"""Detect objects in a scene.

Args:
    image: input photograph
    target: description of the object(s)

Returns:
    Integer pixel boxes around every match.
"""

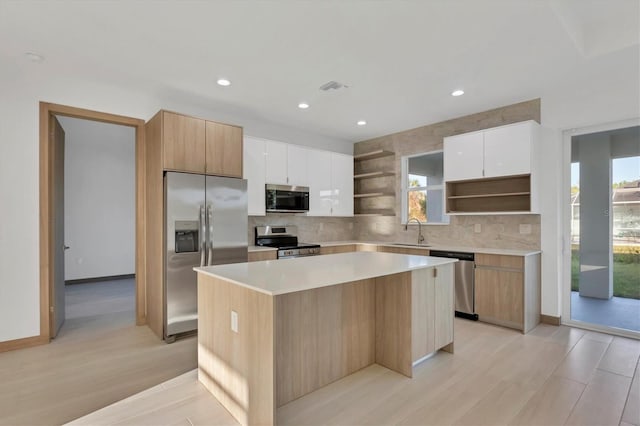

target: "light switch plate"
[474,224,482,233]
[519,224,532,234]
[231,310,238,333]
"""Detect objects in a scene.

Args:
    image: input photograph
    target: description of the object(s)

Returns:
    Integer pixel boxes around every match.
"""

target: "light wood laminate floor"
[70,318,640,426]
[0,279,197,426]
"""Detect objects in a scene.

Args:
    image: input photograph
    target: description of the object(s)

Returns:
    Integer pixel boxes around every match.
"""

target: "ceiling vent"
[319,81,349,91]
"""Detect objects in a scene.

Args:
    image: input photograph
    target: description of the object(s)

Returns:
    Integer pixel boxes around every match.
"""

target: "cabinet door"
[434,264,454,349]
[205,121,243,177]
[443,132,484,181]
[331,153,354,216]
[163,111,206,173]
[243,136,266,216]
[287,144,309,186]
[475,267,524,328]
[265,140,288,185]
[483,121,532,178]
[307,149,332,216]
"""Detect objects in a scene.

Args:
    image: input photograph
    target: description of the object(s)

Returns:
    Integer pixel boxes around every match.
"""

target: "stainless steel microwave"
[265,184,309,213]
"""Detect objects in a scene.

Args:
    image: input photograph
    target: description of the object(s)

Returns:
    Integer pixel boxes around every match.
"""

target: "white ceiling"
[1,0,638,143]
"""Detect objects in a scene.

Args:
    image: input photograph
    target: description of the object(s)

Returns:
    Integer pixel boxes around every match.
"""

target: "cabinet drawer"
[377,246,429,256]
[475,253,523,270]
[319,245,356,255]
[248,250,277,262]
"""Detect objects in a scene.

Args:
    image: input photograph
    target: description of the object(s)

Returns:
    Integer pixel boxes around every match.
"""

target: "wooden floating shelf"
[447,191,530,200]
[354,171,395,179]
[354,150,395,161]
[354,192,395,198]
[354,209,396,217]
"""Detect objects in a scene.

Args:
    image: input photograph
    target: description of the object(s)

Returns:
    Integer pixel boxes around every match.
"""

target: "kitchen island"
[194,252,457,426]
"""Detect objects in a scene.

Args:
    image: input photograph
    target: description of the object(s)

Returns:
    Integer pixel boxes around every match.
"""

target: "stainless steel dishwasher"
[429,250,478,321]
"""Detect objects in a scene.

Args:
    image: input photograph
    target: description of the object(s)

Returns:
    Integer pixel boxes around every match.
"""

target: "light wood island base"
[196,253,455,426]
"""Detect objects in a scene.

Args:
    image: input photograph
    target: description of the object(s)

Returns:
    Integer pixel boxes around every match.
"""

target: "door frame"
[39,102,147,342]
[561,117,640,339]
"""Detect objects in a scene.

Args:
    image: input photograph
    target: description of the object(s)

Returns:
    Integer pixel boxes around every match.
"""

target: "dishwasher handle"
[429,250,475,262]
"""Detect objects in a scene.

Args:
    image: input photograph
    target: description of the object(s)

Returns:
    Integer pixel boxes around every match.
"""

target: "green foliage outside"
[571,246,640,299]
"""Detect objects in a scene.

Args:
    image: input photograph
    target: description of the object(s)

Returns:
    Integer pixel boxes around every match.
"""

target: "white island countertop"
[195,251,457,296]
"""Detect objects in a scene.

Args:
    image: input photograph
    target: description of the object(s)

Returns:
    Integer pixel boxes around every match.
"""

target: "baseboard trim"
[540,314,561,326]
[0,334,48,353]
[66,274,135,285]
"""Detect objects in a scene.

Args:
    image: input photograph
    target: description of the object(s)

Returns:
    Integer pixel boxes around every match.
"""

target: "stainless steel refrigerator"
[164,172,248,341]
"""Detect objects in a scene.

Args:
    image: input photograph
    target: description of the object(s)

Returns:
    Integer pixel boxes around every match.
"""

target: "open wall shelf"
[354,150,395,161]
[446,174,532,213]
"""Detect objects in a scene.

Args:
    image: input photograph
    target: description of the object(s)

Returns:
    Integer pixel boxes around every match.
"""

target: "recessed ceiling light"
[298,102,310,109]
[451,89,465,97]
[217,78,231,86]
[357,120,367,126]
[25,52,44,63]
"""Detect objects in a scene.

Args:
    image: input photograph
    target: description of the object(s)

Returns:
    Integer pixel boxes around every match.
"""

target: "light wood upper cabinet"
[205,121,243,178]
[162,111,206,173]
[159,110,243,177]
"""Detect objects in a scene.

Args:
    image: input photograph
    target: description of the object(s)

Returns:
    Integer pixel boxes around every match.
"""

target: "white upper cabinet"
[483,121,533,178]
[443,120,538,182]
[330,153,354,217]
[286,144,309,186]
[264,140,309,186]
[443,131,484,181]
[244,137,353,217]
[307,150,332,216]
[243,136,266,216]
[265,140,288,185]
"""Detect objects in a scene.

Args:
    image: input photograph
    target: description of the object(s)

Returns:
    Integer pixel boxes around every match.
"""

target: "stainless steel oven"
[265,184,309,213]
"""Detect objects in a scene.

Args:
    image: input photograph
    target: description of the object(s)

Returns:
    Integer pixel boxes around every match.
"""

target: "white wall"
[0,69,351,343]
[59,117,135,281]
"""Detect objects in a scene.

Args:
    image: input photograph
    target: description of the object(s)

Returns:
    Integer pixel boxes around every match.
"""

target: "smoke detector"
[319,81,349,91]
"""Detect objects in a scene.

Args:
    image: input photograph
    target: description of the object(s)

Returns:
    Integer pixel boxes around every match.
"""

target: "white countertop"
[195,251,457,296]
[316,240,540,257]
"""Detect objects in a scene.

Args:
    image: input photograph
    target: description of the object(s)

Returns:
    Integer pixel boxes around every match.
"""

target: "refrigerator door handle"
[207,204,214,266]
[200,205,206,267]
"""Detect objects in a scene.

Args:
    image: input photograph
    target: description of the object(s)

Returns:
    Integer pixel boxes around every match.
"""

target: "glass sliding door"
[568,125,640,335]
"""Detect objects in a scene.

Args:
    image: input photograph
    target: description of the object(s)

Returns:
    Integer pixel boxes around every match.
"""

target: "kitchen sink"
[390,243,431,248]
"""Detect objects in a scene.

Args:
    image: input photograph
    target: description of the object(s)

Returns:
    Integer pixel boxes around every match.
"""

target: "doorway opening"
[39,102,146,342]
[565,122,640,337]
[55,116,136,337]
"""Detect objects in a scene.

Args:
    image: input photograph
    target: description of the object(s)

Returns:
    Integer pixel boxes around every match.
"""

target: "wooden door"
[162,111,206,173]
[50,115,66,338]
[205,121,243,177]
[475,267,524,327]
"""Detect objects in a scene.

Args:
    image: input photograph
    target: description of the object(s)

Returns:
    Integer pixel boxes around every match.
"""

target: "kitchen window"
[401,150,449,224]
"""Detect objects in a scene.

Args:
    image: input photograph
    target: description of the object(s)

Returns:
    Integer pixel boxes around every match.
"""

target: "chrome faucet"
[405,217,425,245]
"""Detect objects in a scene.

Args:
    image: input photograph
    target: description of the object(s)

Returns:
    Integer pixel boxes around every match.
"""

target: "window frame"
[401,149,449,225]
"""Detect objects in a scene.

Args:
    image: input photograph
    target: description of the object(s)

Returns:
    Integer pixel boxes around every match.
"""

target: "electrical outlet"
[474,224,482,233]
[519,224,532,234]
[231,310,238,333]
